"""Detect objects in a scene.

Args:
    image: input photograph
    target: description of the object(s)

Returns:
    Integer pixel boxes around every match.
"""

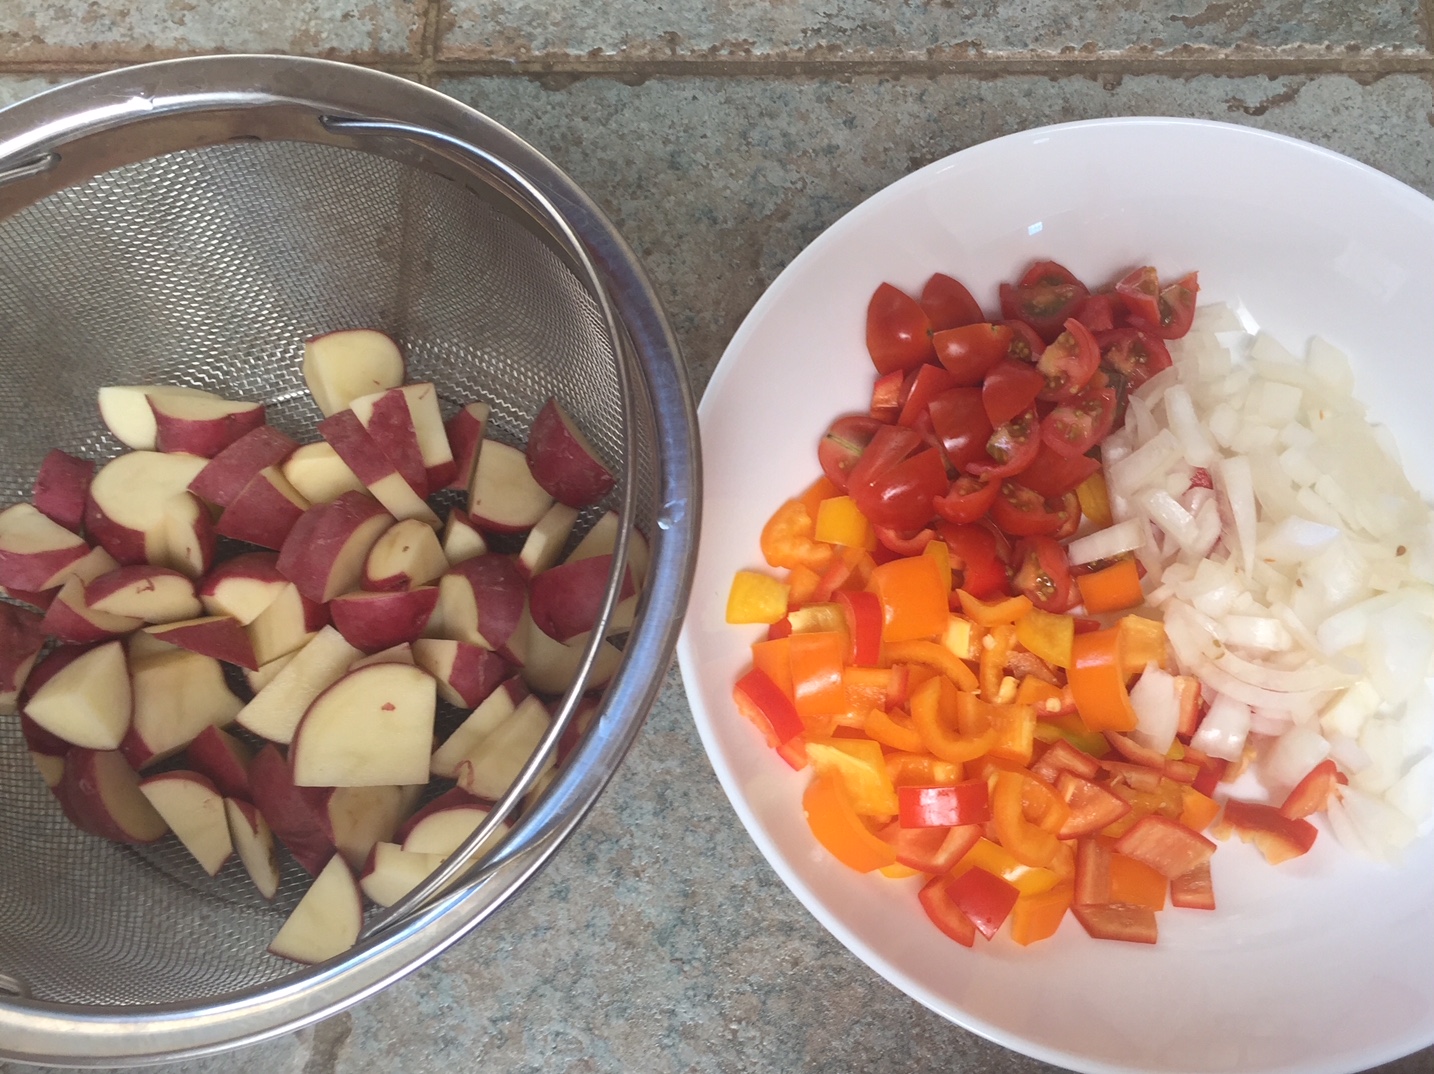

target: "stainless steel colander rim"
[0,54,700,1066]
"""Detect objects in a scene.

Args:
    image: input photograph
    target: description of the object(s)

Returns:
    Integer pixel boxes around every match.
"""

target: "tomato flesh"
[1042,386,1117,459]
[1096,327,1172,389]
[818,414,884,492]
[1036,319,1100,401]
[933,471,1000,525]
[867,282,935,373]
[1011,535,1074,612]
[968,409,1041,480]
[920,273,985,331]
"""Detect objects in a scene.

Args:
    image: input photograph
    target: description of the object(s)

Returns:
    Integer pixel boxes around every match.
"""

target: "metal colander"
[0,56,699,1065]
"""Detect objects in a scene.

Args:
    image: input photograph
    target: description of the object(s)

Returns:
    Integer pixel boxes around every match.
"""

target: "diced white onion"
[1066,517,1146,567]
[1129,663,1180,755]
[1191,692,1251,761]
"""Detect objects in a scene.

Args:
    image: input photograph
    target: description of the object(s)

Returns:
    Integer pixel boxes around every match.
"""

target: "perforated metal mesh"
[0,137,653,1006]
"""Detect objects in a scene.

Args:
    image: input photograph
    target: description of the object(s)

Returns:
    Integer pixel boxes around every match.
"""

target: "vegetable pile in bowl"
[678,117,1434,1074]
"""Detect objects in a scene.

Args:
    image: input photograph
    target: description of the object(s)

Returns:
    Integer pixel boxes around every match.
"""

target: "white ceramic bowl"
[677,117,1434,1074]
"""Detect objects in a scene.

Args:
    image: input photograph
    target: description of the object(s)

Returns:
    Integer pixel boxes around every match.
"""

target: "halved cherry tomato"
[1096,327,1172,389]
[1018,441,1102,499]
[1041,386,1118,459]
[1002,319,1046,363]
[1000,261,1091,343]
[968,409,1041,480]
[1073,292,1119,333]
[897,363,956,428]
[991,482,1071,538]
[1011,535,1074,613]
[1127,271,1199,340]
[937,521,1009,599]
[932,472,1000,525]
[928,387,994,472]
[920,272,985,331]
[818,414,885,493]
[982,357,1046,426]
[850,446,945,532]
[1113,266,1162,326]
[1036,319,1100,401]
[866,282,935,374]
[933,323,1012,385]
[870,370,904,421]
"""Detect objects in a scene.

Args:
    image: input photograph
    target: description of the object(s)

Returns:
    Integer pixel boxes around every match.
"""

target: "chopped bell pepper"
[991,769,1063,868]
[1075,557,1144,614]
[957,590,1033,627]
[1075,472,1112,529]
[1068,626,1138,732]
[802,769,897,872]
[761,498,833,571]
[1108,852,1167,911]
[726,569,791,624]
[805,737,899,816]
[897,779,991,828]
[911,676,998,763]
[863,705,924,752]
[814,494,876,549]
[1010,882,1072,946]
[788,630,847,721]
[885,750,963,788]
[869,554,949,642]
[953,836,1062,896]
[883,639,979,692]
[1015,608,1075,669]
[749,637,793,698]
[837,589,884,666]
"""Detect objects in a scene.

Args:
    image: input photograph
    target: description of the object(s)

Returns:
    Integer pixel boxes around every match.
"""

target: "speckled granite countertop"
[5,2,1434,1072]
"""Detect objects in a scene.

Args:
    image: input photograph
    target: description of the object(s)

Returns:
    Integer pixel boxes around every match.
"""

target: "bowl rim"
[679,113,1434,1074]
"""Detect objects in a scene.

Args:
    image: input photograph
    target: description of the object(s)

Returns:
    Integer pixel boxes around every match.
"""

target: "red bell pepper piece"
[946,866,1021,940]
[878,821,983,874]
[1170,860,1216,910]
[1055,773,1132,838]
[1071,902,1158,944]
[1279,758,1343,820]
[1073,836,1112,906]
[897,780,992,828]
[1218,799,1318,864]
[1030,738,1102,784]
[918,874,977,946]
[836,589,883,667]
[1113,815,1216,879]
[733,667,804,747]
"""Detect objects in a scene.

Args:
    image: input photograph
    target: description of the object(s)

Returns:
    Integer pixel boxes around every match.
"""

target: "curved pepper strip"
[1067,626,1138,732]
[883,639,979,693]
[803,769,897,872]
[910,677,998,763]
[992,769,1063,868]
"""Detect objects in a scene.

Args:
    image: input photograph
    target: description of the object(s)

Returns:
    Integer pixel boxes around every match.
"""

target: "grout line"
[1422,0,1434,52]
[415,0,445,86]
[0,49,1430,82]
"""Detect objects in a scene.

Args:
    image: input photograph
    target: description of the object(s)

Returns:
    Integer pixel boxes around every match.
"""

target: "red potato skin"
[525,398,615,508]
[319,409,409,489]
[151,397,267,458]
[527,553,635,643]
[55,749,166,844]
[393,787,494,843]
[189,426,300,508]
[82,496,147,566]
[21,643,98,703]
[148,616,259,670]
[248,743,335,876]
[39,582,136,644]
[185,724,252,799]
[1,584,57,610]
[0,527,90,591]
[446,554,528,655]
[421,640,509,708]
[85,564,192,608]
[0,602,46,693]
[215,469,309,551]
[329,587,441,654]
[363,390,429,497]
[33,450,95,534]
[21,712,71,757]
[200,550,284,594]
[444,404,489,491]
[276,491,393,604]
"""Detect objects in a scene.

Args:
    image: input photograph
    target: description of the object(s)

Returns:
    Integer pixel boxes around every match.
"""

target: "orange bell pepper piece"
[802,770,897,873]
[1075,557,1144,614]
[761,498,833,572]
[750,637,793,698]
[1010,882,1073,946]
[924,537,953,594]
[882,639,979,692]
[991,769,1063,868]
[953,837,1062,896]
[863,705,924,753]
[885,750,963,788]
[1109,852,1167,911]
[1067,626,1138,732]
[786,563,823,604]
[1118,614,1168,677]
[798,475,840,520]
[910,676,997,764]
[805,738,900,816]
[788,631,847,722]
[957,590,1033,627]
[869,554,948,642]
[1179,785,1222,832]
[1075,472,1112,529]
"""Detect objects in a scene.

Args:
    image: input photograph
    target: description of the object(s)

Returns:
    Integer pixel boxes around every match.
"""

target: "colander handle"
[318,115,642,939]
